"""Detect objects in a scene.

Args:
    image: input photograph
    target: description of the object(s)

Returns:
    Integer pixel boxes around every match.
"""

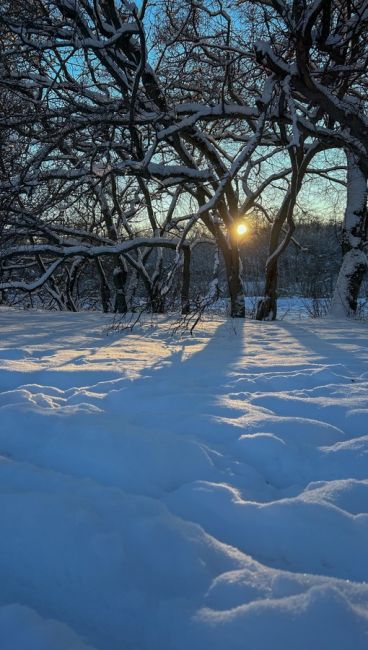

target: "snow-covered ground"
[0,307,367,650]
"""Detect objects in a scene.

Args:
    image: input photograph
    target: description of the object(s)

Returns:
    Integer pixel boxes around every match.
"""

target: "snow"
[0,307,367,650]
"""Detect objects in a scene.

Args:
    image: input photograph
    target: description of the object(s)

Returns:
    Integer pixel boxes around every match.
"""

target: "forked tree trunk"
[256,143,319,320]
[330,153,368,317]
[256,196,298,322]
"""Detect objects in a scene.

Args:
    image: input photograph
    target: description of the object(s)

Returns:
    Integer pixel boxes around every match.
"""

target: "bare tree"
[242,0,368,315]
[1,0,367,318]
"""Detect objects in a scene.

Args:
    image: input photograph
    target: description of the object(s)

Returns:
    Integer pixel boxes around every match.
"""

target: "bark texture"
[330,153,368,317]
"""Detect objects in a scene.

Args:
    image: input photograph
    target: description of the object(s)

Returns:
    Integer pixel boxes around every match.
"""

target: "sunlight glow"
[236,223,248,236]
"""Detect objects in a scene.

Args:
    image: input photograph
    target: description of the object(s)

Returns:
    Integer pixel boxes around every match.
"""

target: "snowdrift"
[0,308,367,649]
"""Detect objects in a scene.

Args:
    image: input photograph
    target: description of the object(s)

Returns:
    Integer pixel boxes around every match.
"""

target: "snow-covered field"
[0,307,367,650]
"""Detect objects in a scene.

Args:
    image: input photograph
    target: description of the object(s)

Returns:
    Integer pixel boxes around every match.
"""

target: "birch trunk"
[330,153,368,317]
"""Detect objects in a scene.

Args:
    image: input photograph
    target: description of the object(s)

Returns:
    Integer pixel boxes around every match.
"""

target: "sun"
[236,223,248,236]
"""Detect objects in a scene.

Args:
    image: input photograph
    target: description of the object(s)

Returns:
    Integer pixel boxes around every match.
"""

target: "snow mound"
[0,604,97,650]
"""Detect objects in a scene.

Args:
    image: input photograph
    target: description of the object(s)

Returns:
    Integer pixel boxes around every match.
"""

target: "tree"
[243,0,368,315]
[330,152,367,315]
[1,0,367,319]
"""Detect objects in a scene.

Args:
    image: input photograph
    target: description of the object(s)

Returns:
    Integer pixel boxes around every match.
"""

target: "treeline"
[2,217,357,316]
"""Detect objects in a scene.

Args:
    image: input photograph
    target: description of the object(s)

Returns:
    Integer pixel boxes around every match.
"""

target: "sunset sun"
[236,223,248,236]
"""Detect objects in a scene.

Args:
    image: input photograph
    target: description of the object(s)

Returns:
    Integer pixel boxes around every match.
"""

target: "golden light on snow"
[236,223,248,236]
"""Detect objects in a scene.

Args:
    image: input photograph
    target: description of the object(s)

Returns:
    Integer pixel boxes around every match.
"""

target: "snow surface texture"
[0,307,367,650]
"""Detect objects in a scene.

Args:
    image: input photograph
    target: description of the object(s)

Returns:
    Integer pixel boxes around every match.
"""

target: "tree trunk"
[95,258,111,313]
[113,259,128,313]
[223,244,245,318]
[181,246,191,315]
[151,288,166,314]
[200,212,244,317]
[330,153,368,317]
[256,143,317,320]
[256,260,278,320]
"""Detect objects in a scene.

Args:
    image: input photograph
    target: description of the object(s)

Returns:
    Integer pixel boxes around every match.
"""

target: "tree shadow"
[275,319,368,373]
